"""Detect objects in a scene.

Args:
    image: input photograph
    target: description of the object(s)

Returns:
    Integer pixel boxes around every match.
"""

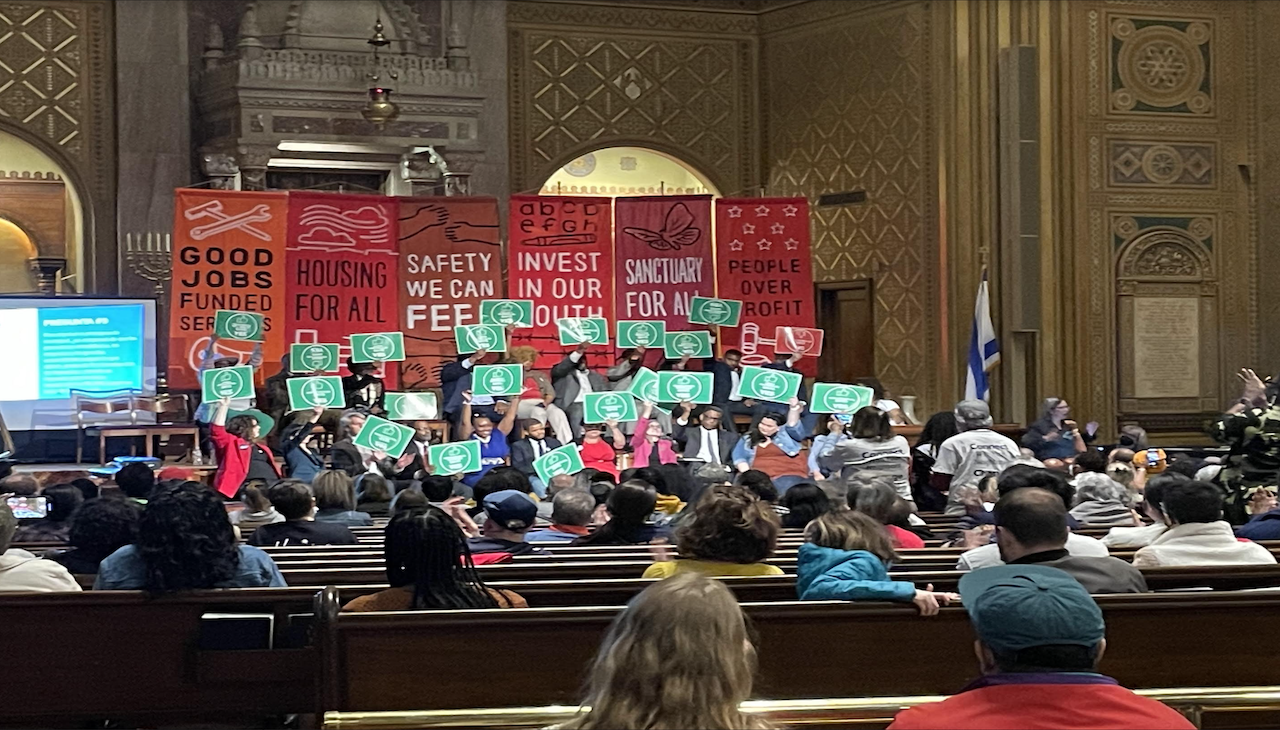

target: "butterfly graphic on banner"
[293,204,393,253]
[623,202,702,251]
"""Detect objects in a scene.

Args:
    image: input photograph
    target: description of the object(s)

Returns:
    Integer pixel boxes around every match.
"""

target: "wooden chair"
[70,388,139,463]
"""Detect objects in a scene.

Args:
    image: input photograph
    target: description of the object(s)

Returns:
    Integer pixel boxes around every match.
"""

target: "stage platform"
[9,463,215,487]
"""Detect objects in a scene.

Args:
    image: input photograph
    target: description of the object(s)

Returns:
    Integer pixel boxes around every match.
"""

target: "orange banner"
[169,189,288,389]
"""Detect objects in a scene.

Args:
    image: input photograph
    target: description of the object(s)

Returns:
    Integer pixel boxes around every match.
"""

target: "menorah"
[123,232,173,297]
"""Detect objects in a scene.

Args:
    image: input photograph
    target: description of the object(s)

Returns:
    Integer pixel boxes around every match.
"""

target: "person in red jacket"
[210,397,280,498]
[887,564,1193,730]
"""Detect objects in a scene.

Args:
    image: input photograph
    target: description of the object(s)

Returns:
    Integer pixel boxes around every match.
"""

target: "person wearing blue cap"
[888,565,1193,730]
[467,489,546,557]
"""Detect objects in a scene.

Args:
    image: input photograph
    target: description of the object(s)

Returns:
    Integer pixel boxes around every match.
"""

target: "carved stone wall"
[761,0,939,412]
[0,0,115,292]
[506,0,759,195]
[1068,0,1256,436]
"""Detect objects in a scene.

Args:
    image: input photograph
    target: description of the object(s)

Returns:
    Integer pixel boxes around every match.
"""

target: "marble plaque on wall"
[1132,296,1200,399]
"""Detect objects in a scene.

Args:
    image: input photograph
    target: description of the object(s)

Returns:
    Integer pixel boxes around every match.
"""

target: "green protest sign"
[454,324,508,353]
[201,365,255,402]
[737,365,803,404]
[428,440,483,475]
[385,392,439,420]
[811,383,874,414]
[688,297,743,327]
[657,371,714,404]
[479,299,534,328]
[213,310,265,342]
[627,367,660,403]
[349,332,406,363]
[533,443,586,484]
[286,376,345,411]
[472,363,524,397]
[583,392,638,423]
[663,331,713,359]
[616,320,666,349]
[557,317,610,346]
[351,414,415,455]
[290,343,340,373]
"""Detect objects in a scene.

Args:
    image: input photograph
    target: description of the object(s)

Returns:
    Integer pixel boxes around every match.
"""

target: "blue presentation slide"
[36,304,145,399]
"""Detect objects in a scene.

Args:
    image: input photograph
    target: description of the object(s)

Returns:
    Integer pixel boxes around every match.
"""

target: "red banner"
[398,197,502,388]
[508,195,613,368]
[286,192,400,386]
[714,198,816,376]
[614,195,714,332]
[169,189,288,389]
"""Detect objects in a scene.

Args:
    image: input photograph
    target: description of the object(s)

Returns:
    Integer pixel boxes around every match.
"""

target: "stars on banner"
[754,205,770,217]
[727,206,743,218]
[770,222,785,235]
[783,237,799,250]
[729,239,744,251]
[782,204,798,217]
[742,222,756,234]
[757,239,772,251]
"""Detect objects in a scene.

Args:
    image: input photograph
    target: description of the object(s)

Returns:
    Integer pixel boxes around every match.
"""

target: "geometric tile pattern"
[764,3,935,406]
[1109,15,1213,116]
[0,4,84,157]
[1109,140,1215,187]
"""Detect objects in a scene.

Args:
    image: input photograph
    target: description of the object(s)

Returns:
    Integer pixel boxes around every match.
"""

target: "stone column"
[235,145,275,191]
[199,150,240,190]
[440,150,484,196]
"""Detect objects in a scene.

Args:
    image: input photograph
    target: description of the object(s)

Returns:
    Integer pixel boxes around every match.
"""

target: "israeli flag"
[964,271,1000,401]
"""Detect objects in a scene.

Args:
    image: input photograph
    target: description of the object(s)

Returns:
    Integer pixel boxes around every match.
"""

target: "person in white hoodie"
[0,503,82,592]
[1133,480,1276,568]
[1103,473,1183,548]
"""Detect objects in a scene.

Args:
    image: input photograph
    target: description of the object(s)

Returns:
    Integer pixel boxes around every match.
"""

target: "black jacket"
[511,437,564,476]
[672,419,737,465]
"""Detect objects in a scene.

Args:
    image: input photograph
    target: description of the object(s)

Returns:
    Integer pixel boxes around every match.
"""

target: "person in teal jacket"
[797,511,959,614]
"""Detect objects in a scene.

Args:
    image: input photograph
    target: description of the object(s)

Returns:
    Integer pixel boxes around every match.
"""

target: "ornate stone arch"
[532,139,726,198]
[1117,226,1214,283]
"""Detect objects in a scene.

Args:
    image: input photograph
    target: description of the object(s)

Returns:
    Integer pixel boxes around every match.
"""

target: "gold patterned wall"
[506,0,759,196]
[1066,0,1255,436]
[0,0,115,291]
[761,0,940,412]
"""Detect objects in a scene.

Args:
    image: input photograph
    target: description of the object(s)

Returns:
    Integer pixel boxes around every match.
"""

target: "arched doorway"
[0,129,84,293]
[540,146,720,198]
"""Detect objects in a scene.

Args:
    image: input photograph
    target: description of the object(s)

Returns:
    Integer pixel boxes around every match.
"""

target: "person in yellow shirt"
[643,485,784,579]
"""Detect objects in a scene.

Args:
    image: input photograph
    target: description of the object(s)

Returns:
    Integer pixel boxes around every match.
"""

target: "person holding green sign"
[193,334,264,456]
[342,358,386,415]
[458,390,518,488]
[730,398,809,493]
[552,341,609,439]
[209,397,281,499]
[630,401,680,467]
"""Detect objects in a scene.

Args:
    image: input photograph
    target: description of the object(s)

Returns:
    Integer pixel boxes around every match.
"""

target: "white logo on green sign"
[672,333,702,356]
[669,373,702,401]
[298,378,338,408]
[575,319,603,341]
[701,300,732,324]
[362,335,395,360]
[226,313,260,340]
[366,423,403,452]
[438,444,472,473]
[483,367,515,394]
[754,371,786,399]
[595,393,629,420]
[541,451,573,476]
[492,302,521,325]
[631,322,660,346]
[465,327,499,351]
[825,386,860,411]
[298,345,332,371]
[209,368,248,398]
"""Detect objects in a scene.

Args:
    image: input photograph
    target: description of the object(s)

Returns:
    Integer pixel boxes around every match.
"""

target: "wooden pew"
[313,590,1280,713]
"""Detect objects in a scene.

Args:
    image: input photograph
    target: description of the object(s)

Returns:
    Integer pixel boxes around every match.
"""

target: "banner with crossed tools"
[169,189,288,389]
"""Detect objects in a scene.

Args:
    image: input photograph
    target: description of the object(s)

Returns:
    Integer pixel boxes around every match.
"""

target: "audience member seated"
[932,400,1021,515]
[1022,397,1089,462]
[70,477,100,501]
[311,470,374,527]
[991,488,1147,594]
[798,511,958,613]
[279,405,325,484]
[632,402,680,467]
[1073,449,1107,475]
[525,488,596,542]
[13,483,83,543]
[673,403,738,469]
[246,479,358,547]
[851,478,926,549]
[388,487,430,519]
[910,411,960,511]
[1235,480,1280,540]
[735,469,779,504]
[95,482,286,590]
[1103,473,1179,548]
[1069,473,1138,527]
[572,480,670,546]
[820,406,912,502]
[643,485,782,578]
[341,358,386,414]
[537,473,578,522]
[1209,367,1280,524]
[887,565,1194,730]
[580,421,626,479]
[468,489,543,556]
[0,504,81,592]
[510,344,574,442]
[331,410,379,476]
[958,467,1108,570]
[458,390,519,488]
[808,413,851,481]
[354,473,394,518]
[552,342,610,439]
[210,397,280,498]
[0,473,38,496]
[342,508,526,611]
[113,462,155,505]
[777,482,830,529]
[49,498,139,575]
[557,573,770,730]
[468,467,536,524]
[228,482,284,531]
[1133,480,1277,567]
[511,419,565,496]
[732,400,809,492]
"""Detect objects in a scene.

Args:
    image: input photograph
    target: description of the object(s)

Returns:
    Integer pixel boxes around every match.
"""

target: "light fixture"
[360,17,400,127]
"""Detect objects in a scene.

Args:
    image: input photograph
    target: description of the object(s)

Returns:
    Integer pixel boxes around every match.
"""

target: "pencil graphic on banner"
[522,233,597,246]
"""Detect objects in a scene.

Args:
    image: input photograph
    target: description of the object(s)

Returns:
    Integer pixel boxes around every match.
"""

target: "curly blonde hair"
[509,345,539,367]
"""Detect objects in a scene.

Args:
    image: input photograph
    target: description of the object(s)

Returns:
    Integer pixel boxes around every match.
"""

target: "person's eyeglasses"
[703,414,721,421]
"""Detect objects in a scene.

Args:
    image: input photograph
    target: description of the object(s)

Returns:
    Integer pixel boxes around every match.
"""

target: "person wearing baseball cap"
[888,565,1193,730]
[467,490,545,557]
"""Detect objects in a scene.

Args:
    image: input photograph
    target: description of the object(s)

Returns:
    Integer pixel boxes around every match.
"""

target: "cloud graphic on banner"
[297,225,357,247]
[299,204,392,244]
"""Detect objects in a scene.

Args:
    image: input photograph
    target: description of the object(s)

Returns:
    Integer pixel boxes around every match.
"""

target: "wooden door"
[816,281,875,383]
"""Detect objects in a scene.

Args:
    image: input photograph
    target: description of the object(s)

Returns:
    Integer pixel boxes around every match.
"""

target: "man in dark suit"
[510,419,563,496]
[551,342,609,439]
[672,404,738,472]
[441,350,499,431]
[342,359,386,414]
[329,409,402,477]
[701,348,767,421]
